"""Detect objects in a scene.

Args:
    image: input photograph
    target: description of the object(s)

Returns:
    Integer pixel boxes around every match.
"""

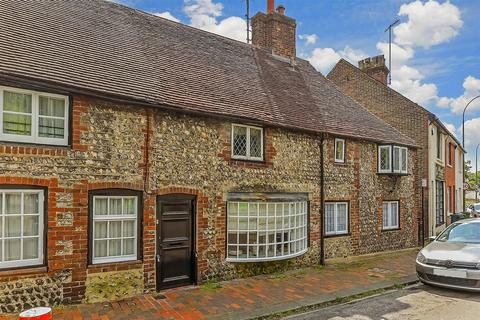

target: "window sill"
[230,156,265,163]
[88,259,142,268]
[0,141,71,156]
[382,227,401,232]
[226,248,308,263]
[377,172,409,176]
[334,161,347,166]
[324,233,350,238]
[0,265,47,278]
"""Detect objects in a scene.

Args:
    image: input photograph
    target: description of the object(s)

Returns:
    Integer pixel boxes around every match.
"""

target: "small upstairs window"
[334,138,345,163]
[0,86,69,146]
[231,124,263,161]
[378,145,408,174]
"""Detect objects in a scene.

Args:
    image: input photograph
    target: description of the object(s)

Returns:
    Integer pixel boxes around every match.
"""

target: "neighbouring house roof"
[0,0,415,147]
[329,59,463,151]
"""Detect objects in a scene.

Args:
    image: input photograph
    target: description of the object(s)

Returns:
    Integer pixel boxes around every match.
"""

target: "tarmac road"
[287,284,480,320]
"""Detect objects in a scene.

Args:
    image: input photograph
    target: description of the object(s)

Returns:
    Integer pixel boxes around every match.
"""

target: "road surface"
[287,284,480,320]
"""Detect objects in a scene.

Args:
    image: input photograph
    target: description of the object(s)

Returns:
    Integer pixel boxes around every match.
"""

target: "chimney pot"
[276,5,285,15]
[267,0,274,14]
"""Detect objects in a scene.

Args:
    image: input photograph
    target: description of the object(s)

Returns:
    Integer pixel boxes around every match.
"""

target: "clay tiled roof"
[0,0,415,146]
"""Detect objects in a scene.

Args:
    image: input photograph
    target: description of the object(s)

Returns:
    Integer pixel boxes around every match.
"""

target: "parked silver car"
[416,219,480,291]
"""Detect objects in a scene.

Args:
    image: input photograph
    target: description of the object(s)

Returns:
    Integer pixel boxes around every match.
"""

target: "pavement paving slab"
[0,249,418,320]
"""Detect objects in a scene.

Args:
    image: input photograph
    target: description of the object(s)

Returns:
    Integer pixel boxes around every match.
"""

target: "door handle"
[157,254,161,263]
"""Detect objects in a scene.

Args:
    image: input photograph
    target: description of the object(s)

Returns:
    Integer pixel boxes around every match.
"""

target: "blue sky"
[117,0,479,162]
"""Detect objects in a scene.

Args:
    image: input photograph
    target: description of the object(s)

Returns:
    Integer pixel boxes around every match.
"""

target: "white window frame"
[231,124,264,161]
[0,86,69,146]
[378,145,392,173]
[382,201,400,230]
[324,202,349,236]
[0,189,44,269]
[334,138,345,163]
[92,195,138,264]
[393,146,408,174]
[226,201,308,262]
[378,145,408,174]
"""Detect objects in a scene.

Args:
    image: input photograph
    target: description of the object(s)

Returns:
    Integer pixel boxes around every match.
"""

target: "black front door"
[156,194,196,290]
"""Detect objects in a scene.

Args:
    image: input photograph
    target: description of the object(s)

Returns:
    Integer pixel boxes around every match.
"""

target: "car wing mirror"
[429,236,436,241]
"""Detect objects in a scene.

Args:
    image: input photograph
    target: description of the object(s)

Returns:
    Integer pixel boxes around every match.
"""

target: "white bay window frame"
[226,200,308,262]
[231,124,264,161]
[0,189,44,269]
[378,145,408,174]
[0,86,69,146]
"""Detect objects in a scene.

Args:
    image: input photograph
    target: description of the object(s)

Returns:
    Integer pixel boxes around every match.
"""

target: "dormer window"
[378,145,408,174]
[231,124,263,161]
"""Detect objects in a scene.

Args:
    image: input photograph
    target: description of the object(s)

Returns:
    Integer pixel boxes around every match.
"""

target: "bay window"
[226,194,308,262]
[0,86,69,146]
[378,145,408,174]
[0,189,44,269]
[231,124,263,161]
[89,190,142,264]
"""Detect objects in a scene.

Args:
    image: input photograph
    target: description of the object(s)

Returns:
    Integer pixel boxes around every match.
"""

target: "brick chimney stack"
[358,55,390,85]
[251,1,297,59]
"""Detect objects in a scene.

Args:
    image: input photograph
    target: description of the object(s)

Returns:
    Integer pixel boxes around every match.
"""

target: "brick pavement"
[1,249,418,320]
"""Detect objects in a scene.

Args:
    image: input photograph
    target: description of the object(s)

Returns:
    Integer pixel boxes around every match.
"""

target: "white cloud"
[153,11,180,23]
[376,41,438,105]
[437,76,480,114]
[299,34,318,45]
[464,117,480,149]
[305,46,367,75]
[395,0,463,49]
[376,42,414,67]
[183,0,246,42]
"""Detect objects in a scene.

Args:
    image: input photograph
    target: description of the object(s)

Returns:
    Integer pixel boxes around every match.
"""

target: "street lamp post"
[463,95,480,148]
[476,143,480,203]
[462,95,480,211]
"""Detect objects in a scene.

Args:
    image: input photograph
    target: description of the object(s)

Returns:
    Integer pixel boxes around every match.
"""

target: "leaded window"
[383,201,399,230]
[378,145,408,174]
[0,189,44,269]
[91,193,140,264]
[227,201,308,262]
[231,124,263,161]
[0,86,69,145]
[325,202,348,235]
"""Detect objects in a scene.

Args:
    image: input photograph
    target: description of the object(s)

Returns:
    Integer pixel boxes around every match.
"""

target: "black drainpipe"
[319,133,325,265]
